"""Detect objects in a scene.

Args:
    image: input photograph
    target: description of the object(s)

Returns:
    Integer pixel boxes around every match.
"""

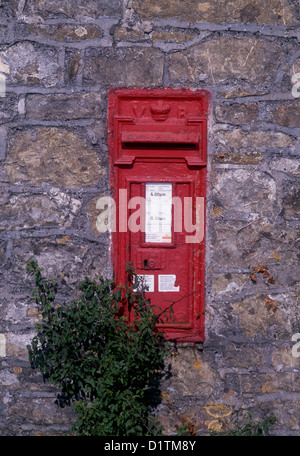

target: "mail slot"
[108,88,209,342]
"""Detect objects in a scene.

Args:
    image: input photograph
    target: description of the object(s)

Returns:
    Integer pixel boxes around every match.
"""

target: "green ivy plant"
[26,260,171,436]
[25,259,278,437]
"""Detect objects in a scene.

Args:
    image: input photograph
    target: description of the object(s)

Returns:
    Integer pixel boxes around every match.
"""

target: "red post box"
[108,88,209,342]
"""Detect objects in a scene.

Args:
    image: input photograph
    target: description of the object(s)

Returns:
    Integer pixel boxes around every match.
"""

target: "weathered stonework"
[26,24,102,42]
[151,31,196,43]
[25,92,104,121]
[24,0,123,19]
[133,0,298,25]
[4,128,104,187]
[0,42,62,87]
[267,101,300,128]
[0,192,81,230]
[0,94,18,123]
[214,129,295,152]
[168,37,282,86]
[0,0,299,437]
[215,103,259,126]
[83,47,164,87]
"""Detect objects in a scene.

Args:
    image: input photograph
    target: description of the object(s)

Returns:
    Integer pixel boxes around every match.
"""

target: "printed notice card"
[145,183,172,243]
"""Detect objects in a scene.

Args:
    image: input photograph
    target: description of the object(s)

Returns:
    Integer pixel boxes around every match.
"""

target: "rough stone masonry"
[0,0,299,436]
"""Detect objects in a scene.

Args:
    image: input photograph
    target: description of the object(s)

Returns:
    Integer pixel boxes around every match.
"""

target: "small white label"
[145,183,172,243]
[135,275,155,292]
[158,275,180,292]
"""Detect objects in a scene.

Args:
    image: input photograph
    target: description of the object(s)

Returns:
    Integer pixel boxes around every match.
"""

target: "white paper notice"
[158,275,180,292]
[145,183,172,243]
[135,275,155,292]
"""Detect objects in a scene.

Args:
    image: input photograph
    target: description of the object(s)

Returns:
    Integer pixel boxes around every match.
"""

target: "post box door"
[109,88,208,342]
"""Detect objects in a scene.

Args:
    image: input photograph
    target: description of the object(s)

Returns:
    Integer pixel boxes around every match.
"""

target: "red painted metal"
[108,88,209,342]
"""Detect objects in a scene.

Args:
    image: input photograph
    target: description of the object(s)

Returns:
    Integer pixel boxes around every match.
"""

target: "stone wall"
[0,0,299,436]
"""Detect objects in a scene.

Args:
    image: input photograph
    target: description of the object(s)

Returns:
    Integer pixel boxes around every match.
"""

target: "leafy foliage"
[26,260,169,436]
[25,259,278,437]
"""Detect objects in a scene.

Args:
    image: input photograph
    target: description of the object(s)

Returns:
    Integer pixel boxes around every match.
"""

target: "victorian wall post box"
[108,88,209,342]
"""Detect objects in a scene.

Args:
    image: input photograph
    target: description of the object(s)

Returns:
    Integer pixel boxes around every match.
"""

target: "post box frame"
[108,88,209,342]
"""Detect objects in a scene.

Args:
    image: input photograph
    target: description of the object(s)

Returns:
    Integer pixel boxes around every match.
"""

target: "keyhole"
[144,259,148,268]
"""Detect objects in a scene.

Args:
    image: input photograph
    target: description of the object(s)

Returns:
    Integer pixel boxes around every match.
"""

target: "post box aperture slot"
[122,142,197,151]
[121,132,199,151]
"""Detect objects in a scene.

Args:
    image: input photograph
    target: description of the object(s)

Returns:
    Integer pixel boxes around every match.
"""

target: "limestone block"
[213,151,263,165]
[0,42,61,87]
[151,31,195,43]
[26,24,102,42]
[209,217,298,270]
[223,346,264,368]
[113,27,146,42]
[0,370,19,386]
[211,168,278,217]
[2,300,28,326]
[217,86,269,99]
[169,37,281,86]
[6,333,34,359]
[84,47,164,87]
[5,128,104,187]
[25,0,122,18]
[291,58,300,76]
[0,0,18,18]
[133,0,298,25]
[0,95,18,123]
[0,25,10,44]
[162,350,220,398]
[0,191,81,230]
[211,274,248,296]
[282,188,300,221]
[272,347,300,369]
[215,103,259,126]
[215,129,294,152]
[267,101,300,128]
[8,398,76,424]
[26,92,104,121]
[270,158,300,176]
[13,238,111,286]
[237,294,287,338]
